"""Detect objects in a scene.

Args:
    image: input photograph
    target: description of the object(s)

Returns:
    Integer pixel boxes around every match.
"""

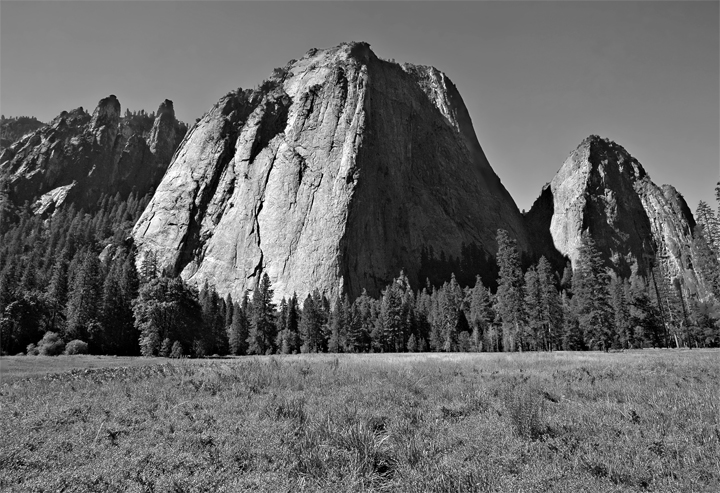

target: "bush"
[64,340,89,355]
[505,386,546,440]
[38,332,65,356]
[26,343,39,356]
[160,338,172,357]
[169,341,183,358]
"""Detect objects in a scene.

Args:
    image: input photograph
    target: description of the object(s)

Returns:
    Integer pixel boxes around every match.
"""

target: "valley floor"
[1,350,719,492]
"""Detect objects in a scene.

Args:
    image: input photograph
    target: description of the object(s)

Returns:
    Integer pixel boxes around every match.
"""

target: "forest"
[1,186,719,358]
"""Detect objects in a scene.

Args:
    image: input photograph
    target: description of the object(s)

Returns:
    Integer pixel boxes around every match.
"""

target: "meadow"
[1,350,719,492]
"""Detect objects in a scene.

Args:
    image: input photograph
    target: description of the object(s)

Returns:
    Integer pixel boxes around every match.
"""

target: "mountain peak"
[133,42,529,301]
[90,95,121,129]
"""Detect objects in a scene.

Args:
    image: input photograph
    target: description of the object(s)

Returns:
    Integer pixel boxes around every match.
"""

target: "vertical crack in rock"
[174,126,238,275]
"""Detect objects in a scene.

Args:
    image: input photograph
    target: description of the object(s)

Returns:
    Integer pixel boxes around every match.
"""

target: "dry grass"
[1,350,719,492]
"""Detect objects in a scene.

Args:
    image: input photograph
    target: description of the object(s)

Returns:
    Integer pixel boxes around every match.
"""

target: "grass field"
[1,350,719,492]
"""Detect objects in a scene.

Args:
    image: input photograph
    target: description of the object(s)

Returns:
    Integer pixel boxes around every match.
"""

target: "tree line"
[2,185,719,357]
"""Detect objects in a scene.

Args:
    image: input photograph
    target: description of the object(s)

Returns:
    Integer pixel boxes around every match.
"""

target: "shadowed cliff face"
[133,41,531,302]
[0,96,185,216]
[527,135,698,287]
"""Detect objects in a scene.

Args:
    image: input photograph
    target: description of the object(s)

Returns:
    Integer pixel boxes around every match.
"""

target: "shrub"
[38,332,65,356]
[169,341,183,358]
[505,386,546,440]
[26,343,39,356]
[407,334,418,352]
[64,340,89,355]
[160,338,172,357]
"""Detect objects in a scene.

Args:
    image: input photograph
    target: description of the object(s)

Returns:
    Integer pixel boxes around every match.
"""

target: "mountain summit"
[527,135,702,294]
[133,41,531,301]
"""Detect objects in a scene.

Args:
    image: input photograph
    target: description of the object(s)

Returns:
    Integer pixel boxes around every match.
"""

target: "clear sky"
[1,1,718,213]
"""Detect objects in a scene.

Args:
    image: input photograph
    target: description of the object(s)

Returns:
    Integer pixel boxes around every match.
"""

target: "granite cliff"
[0,96,186,216]
[133,41,531,301]
[526,135,701,294]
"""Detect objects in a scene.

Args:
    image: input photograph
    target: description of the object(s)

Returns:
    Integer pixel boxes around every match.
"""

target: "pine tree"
[327,296,344,353]
[380,273,410,352]
[696,201,720,261]
[413,288,432,352]
[429,287,444,351]
[573,231,613,350]
[524,266,542,351]
[275,297,289,351]
[133,277,202,357]
[100,257,127,354]
[247,273,277,355]
[692,225,720,298]
[228,299,249,355]
[561,291,583,350]
[118,251,140,355]
[45,256,69,334]
[299,293,322,353]
[609,276,631,349]
[494,229,524,351]
[628,273,663,348]
[286,293,300,353]
[536,256,562,351]
[65,249,102,344]
[440,274,463,352]
[468,278,493,352]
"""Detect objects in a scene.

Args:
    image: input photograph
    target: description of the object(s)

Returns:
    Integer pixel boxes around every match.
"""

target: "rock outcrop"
[527,135,699,291]
[0,97,186,217]
[133,41,531,301]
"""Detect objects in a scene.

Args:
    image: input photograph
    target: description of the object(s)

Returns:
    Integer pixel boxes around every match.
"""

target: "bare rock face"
[0,97,185,216]
[133,41,531,301]
[527,135,698,287]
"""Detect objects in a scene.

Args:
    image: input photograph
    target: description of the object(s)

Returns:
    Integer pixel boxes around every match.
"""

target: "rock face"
[527,135,698,288]
[133,41,531,302]
[0,97,186,216]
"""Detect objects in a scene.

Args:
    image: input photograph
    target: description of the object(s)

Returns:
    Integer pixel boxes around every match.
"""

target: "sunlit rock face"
[0,96,185,216]
[133,41,530,301]
[527,135,699,291]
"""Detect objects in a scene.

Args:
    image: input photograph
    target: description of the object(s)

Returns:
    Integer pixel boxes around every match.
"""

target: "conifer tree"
[561,291,583,350]
[692,225,720,298]
[524,266,542,351]
[327,296,344,353]
[536,256,562,351]
[133,277,202,357]
[275,297,289,352]
[494,229,524,351]
[228,300,249,355]
[609,276,631,349]
[247,273,276,355]
[428,287,445,352]
[467,276,493,351]
[100,257,127,354]
[413,288,432,351]
[627,273,663,347]
[695,201,720,261]
[65,249,102,344]
[225,293,234,331]
[286,293,301,353]
[440,274,463,352]
[573,232,613,350]
[45,256,69,334]
[380,273,410,352]
[349,289,375,353]
[300,293,324,353]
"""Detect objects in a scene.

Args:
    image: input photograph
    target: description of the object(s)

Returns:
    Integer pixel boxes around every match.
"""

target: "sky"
[1,1,718,213]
